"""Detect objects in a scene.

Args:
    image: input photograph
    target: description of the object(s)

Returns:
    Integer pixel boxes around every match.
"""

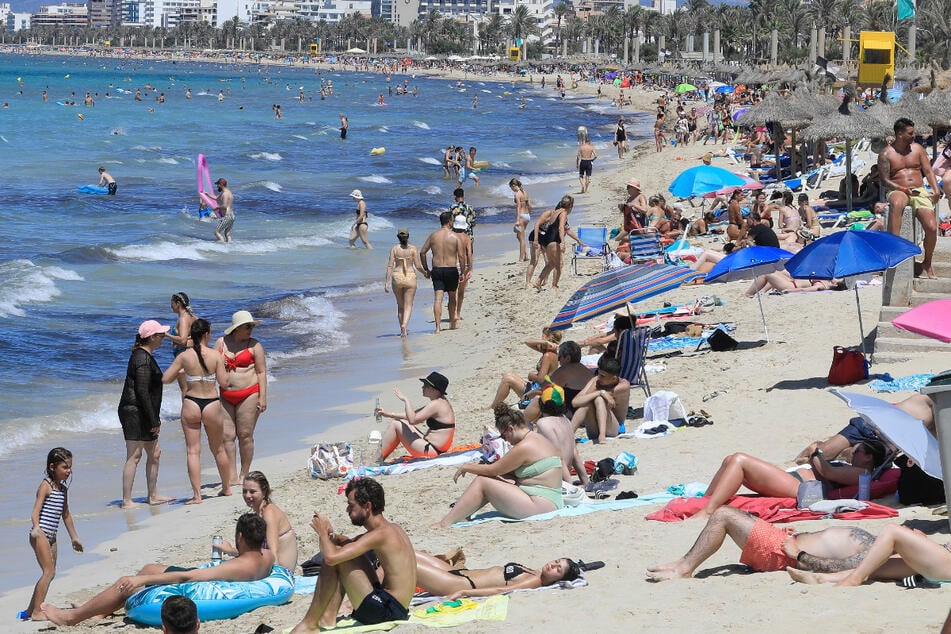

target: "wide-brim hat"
[420,371,449,394]
[349,189,364,200]
[452,215,469,231]
[138,319,170,339]
[225,310,261,335]
[625,179,641,189]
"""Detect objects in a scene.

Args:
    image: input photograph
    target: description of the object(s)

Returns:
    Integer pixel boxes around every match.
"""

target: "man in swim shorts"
[880,117,942,278]
[339,113,348,140]
[291,478,415,632]
[212,178,235,243]
[42,514,273,626]
[98,166,117,195]
[646,506,875,581]
[420,211,463,333]
[576,132,598,194]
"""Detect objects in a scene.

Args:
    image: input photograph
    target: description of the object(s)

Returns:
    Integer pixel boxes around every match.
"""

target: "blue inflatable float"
[77,185,109,195]
[125,565,293,627]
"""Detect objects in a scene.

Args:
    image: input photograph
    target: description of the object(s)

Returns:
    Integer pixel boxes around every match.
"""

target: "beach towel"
[645,494,898,523]
[286,595,509,632]
[452,491,676,526]
[868,373,935,393]
[647,335,705,352]
[344,448,482,480]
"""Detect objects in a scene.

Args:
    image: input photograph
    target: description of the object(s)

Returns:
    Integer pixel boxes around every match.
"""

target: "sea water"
[0,54,651,592]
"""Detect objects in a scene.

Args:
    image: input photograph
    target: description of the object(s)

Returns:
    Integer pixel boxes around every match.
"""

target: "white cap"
[452,214,469,231]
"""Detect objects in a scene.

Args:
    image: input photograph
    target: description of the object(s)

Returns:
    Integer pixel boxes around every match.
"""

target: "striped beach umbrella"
[550,262,702,331]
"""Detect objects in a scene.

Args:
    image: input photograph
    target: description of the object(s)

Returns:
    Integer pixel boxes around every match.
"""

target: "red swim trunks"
[739,519,797,572]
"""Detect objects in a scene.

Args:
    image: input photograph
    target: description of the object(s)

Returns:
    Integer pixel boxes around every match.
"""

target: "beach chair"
[627,229,663,263]
[572,225,609,275]
[616,326,652,398]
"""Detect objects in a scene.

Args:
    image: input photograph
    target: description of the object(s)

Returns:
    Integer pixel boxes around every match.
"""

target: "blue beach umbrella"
[669,165,746,198]
[705,246,796,342]
[550,262,702,331]
[785,231,920,355]
[715,85,735,94]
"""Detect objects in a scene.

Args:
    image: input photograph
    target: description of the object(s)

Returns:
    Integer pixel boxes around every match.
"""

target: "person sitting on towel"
[570,355,631,444]
[523,341,594,422]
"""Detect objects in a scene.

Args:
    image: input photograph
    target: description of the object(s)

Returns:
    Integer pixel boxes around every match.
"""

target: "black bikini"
[449,569,476,589]
[184,395,219,413]
[449,562,531,590]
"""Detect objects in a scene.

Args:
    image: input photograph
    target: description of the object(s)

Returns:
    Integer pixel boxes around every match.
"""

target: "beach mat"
[346,449,482,480]
[284,595,509,632]
[645,494,898,523]
[452,491,676,526]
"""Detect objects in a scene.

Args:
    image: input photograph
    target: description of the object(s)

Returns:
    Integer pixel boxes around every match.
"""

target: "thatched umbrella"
[736,91,813,181]
[866,92,933,137]
[799,88,891,214]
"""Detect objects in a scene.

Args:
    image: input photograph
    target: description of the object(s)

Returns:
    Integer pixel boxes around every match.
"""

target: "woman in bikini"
[384,228,425,338]
[375,371,455,461]
[161,318,232,504]
[219,471,297,573]
[532,194,574,291]
[167,292,196,394]
[434,403,565,528]
[347,189,371,249]
[726,189,747,242]
[510,178,532,262]
[415,551,581,599]
[214,310,267,487]
[489,327,562,409]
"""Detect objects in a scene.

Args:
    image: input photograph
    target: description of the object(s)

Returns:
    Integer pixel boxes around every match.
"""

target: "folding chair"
[627,229,663,263]
[572,226,609,275]
[616,326,652,398]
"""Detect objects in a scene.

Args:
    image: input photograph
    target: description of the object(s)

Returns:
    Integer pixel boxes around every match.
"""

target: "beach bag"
[480,427,510,463]
[796,480,825,509]
[706,328,738,351]
[308,442,352,480]
[895,455,946,505]
[643,391,688,425]
[827,346,869,385]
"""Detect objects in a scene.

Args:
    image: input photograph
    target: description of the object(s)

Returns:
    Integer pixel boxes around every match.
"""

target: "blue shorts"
[837,416,880,445]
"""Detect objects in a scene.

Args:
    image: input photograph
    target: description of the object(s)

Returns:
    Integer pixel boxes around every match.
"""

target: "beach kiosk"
[508,46,521,62]
[310,38,321,54]
[858,31,895,87]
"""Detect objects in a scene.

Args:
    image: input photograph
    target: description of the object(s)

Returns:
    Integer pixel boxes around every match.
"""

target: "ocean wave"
[249,152,283,161]
[0,397,119,459]
[156,157,179,164]
[358,174,392,184]
[478,205,506,218]
[258,294,350,362]
[130,145,162,151]
[423,185,442,195]
[106,233,335,261]
[517,150,537,159]
[377,126,389,133]
[0,260,83,318]
[417,157,441,166]
[291,134,308,140]
[412,121,430,130]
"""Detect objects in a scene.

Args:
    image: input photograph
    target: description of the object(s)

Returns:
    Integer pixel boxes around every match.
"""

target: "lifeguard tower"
[309,38,321,55]
[508,46,521,62]
[858,31,895,87]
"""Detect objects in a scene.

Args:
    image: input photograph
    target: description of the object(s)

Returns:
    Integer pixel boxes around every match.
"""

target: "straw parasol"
[735,91,813,181]
[799,86,891,214]
[866,92,933,137]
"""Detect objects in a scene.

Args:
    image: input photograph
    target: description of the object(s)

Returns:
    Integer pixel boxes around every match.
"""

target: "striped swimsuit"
[37,479,65,543]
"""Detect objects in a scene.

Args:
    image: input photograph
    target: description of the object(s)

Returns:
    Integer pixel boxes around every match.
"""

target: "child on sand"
[22,447,83,621]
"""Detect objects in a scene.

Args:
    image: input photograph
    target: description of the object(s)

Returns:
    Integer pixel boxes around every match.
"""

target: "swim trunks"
[837,416,880,445]
[340,128,347,140]
[107,182,117,195]
[578,159,593,177]
[351,587,409,625]
[430,266,459,293]
[217,214,235,235]
[739,519,797,572]
[888,189,934,213]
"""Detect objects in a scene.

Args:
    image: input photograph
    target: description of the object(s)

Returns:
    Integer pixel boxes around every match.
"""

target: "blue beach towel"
[647,336,705,352]
[452,491,676,526]
[868,373,934,393]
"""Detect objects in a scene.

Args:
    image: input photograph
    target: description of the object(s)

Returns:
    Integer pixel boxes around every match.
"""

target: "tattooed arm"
[784,527,876,573]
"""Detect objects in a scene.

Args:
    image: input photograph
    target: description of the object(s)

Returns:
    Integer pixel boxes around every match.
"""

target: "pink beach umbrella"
[702,173,764,199]
[892,299,951,343]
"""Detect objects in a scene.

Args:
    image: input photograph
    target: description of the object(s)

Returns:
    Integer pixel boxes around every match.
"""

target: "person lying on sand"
[746,270,847,296]
[787,523,951,586]
[646,506,875,581]
[691,440,889,522]
[42,514,272,626]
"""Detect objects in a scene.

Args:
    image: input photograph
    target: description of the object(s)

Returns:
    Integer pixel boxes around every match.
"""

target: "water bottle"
[857,472,871,501]
[211,535,222,563]
[374,395,382,423]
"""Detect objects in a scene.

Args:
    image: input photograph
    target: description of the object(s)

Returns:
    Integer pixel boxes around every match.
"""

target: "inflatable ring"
[196,153,219,212]
[472,160,489,169]
[370,147,386,155]
[125,565,293,627]
[77,185,109,195]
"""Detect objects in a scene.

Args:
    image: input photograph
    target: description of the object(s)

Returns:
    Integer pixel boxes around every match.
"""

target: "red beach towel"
[646,495,898,523]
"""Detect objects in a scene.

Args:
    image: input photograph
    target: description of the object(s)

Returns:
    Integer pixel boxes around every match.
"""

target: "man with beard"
[290,478,416,631]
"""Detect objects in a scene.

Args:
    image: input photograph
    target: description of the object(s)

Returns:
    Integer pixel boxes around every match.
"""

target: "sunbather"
[415,550,581,599]
[693,440,889,521]
[690,243,734,274]
[570,355,631,444]
[647,506,875,581]
[746,271,846,296]
[489,328,561,409]
[523,341,594,422]
[534,385,588,487]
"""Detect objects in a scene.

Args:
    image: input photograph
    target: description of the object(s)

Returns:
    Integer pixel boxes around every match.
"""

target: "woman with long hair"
[219,471,297,573]
[532,194,574,290]
[167,292,196,394]
[384,228,425,338]
[510,178,532,262]
[415,551,581,599]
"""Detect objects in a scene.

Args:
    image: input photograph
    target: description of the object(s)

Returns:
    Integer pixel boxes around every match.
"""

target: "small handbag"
[827,346,869,385]
[796,480,825,509]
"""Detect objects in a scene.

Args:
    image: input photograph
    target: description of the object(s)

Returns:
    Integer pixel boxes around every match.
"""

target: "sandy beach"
[5,60,951,633]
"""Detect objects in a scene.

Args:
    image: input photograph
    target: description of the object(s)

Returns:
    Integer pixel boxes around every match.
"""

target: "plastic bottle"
[211,535,223,563]
[857,472,871,501]
[374,395,382,423]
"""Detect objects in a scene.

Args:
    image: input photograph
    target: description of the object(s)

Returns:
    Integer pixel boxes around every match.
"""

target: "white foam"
[423,185,442,195]
[262,181,283,192]
[291,134,308,140]
[517,150,538,159]
[478,205,506,218]
[0,135,8,142]
[0,260,83,317]
[418,157,441,166]
[377,126,390,133]
[0,398,119,459]
[107,233,335,261]
[156,157,179,164]
[250,152,283,161]
[262,294,350,362]
[358,174,392,184]
[412,121,430,130]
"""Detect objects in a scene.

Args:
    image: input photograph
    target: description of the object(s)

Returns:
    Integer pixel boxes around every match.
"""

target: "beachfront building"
[30,3,88,26]
[490,0,554,45]
[87,0,121,26]
[415,0,490,20]
[296,0,374,23]
[638,0,673,14]
[5,11,30,31]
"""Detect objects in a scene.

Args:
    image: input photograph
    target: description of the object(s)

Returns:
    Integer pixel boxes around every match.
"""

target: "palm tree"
[480,14,505,55]
[507,4,538,45]
[553,1,571,50]
[920,0,951,67]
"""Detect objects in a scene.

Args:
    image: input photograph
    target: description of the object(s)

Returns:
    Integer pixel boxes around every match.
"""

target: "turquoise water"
[0,53,651,592]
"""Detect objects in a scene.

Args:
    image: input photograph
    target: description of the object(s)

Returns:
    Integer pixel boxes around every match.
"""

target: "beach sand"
[5,64,951,633]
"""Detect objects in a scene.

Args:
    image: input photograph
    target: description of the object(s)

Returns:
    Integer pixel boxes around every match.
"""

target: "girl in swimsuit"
[167,292,196,394]
[726,189,747,242]
[375,371,455,461]
[434,403,565,528]
[347,189,372,249]
[162,318,232,504]
[214,310,267,487]
[532,194,574,291]
[510,178,532,262]
[219,471,298,573]
[384,228,425,338]
[414,550,581,600]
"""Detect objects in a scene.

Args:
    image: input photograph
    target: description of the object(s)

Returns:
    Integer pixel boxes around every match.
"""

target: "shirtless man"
[646,506,874,581]
[420,211,462,333]
[570,355,631,443]
[576,133,598,194]
[339,113,348,140]
[458,146,480,187]
[879,117,942,278]
[212,178,235,242]
[42,514,272,626]
[290,479,415,631]
[98,167,116,195]
[450,213,473,325]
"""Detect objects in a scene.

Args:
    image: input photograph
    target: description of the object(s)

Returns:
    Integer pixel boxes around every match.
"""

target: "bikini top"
[503,562,531,582]
[185,373,217,383]
[224,347,254,371]
[426,417,455,431]
[512,455,561,480]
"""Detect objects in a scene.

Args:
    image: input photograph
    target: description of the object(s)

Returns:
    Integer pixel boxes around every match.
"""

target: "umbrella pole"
[855,285,867,358]
[756,290,770,342]
[845,140,854,215]
[773,122,782,182]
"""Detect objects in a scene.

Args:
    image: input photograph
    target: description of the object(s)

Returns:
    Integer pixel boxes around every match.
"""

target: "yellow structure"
[858,31,895,87]
[309,39,320,54]
[508,46,521,62]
